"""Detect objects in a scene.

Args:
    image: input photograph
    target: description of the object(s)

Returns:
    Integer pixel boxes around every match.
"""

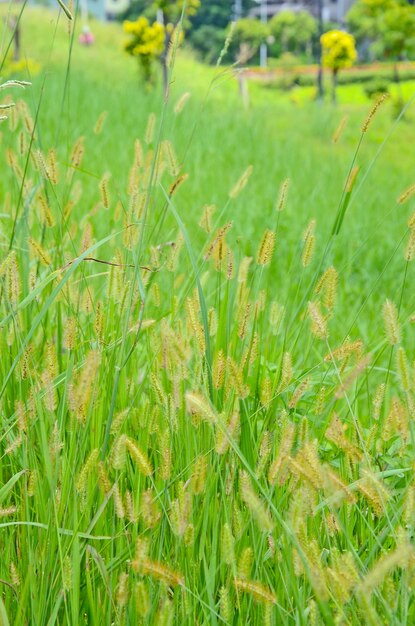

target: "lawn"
[1,5,415,625]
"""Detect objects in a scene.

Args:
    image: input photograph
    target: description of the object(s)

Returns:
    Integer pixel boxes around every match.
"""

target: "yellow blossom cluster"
[321,29,357,72]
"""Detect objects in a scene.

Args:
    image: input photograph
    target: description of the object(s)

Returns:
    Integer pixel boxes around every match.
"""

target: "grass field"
[2,5,415,625]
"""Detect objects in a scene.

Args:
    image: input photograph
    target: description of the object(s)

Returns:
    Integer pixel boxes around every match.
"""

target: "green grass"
[2,5,415,625]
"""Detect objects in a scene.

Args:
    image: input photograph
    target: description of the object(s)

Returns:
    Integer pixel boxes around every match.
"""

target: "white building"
[249,0,355,24]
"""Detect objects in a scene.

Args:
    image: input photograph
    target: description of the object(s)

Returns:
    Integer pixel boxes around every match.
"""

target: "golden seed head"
[135,581,150,617]
[94,110,107,135]
[219,586,233,623]
[199,204,216,233]
[125,436,153,476]
[233,579,277,605]
[174,91,191,114]
[99,172,111,209]
[382,298,401,345]
[301,220,316,267]
[308,301,328,340]
[229,165,253,199]
[404,227,415,261]
[345,165,359,193]
[332,115,349,144]
[145,112,156,144]
[276,178,289,211]
[192,454,208,495]
[398,182,415,204]
[256,229,276,266]
[361,93,389,133]
[221,523,235,566]
[239,470,274,532]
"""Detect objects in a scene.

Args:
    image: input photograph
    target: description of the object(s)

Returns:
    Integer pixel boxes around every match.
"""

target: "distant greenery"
[347,0,415,63]
[120,0,415,75]
[269,10,317,61]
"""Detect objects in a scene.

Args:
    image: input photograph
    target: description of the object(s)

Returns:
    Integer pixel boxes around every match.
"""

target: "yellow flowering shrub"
[321,30,357,72]
[123,17,165,82]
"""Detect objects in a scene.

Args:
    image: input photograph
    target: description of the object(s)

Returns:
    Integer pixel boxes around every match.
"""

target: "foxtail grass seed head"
[46,148,59,185]
[404,227,415,261]
[145,112,156,144]
[125,436,153,476]
[288,378,309,409]
[155,599,174,626]
[256,430,272,478]
[28,237,51,266]
[345,165,359,193]
[276,178,289,211]
[397,346,411,392]
[308,301,328,340]
[199,204,216,233]
[215,410,240,455]
[0,506,18,517]
[141,489,161,528]
[383,299,401,345]
[233,579,277,605]
[269,301,285,335]
[332,115,349,143]
[239,470,274,532]
[169,481,192,538]
[158,429,172,481]
[217,20,235,66]
[186,391,217,424]
[135,582,150,617]
[358,468,390,516]
[221,523,235,566]
[238,546,254,580]
[372,383,386,421]
[361,93,389,133]
[168,172,188,196]
[398,182,415,204]
[162,139,180,177]
[219,587,233,623]
[174,91,191,114]
[99,173,111,209]
[301,220,316,267]
[357,543,414,594]
[227,356,249,398]
[278,351,293,393]
[229,165,253,199]
[94,110,107,134]
[256,229,276,266]
[204,222,233,261]
[192,455,208,495]
[70,136,85,169]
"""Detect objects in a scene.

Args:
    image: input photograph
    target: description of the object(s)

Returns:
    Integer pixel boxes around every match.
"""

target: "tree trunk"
[316,0,324,100]
[332,70,338,105]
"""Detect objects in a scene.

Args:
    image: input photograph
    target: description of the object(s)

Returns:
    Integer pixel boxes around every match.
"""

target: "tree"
[187,0,232,62]
[373,4,415,91]
[124,16,165,85]
[269,10,317,60]
[346,0,397,44]
[347,0,415,88]
[230,18,269,64]
[321,30,357,103]
[124,0,200,93]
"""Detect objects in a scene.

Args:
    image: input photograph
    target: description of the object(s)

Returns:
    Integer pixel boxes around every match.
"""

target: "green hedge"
[262,66,415,90]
